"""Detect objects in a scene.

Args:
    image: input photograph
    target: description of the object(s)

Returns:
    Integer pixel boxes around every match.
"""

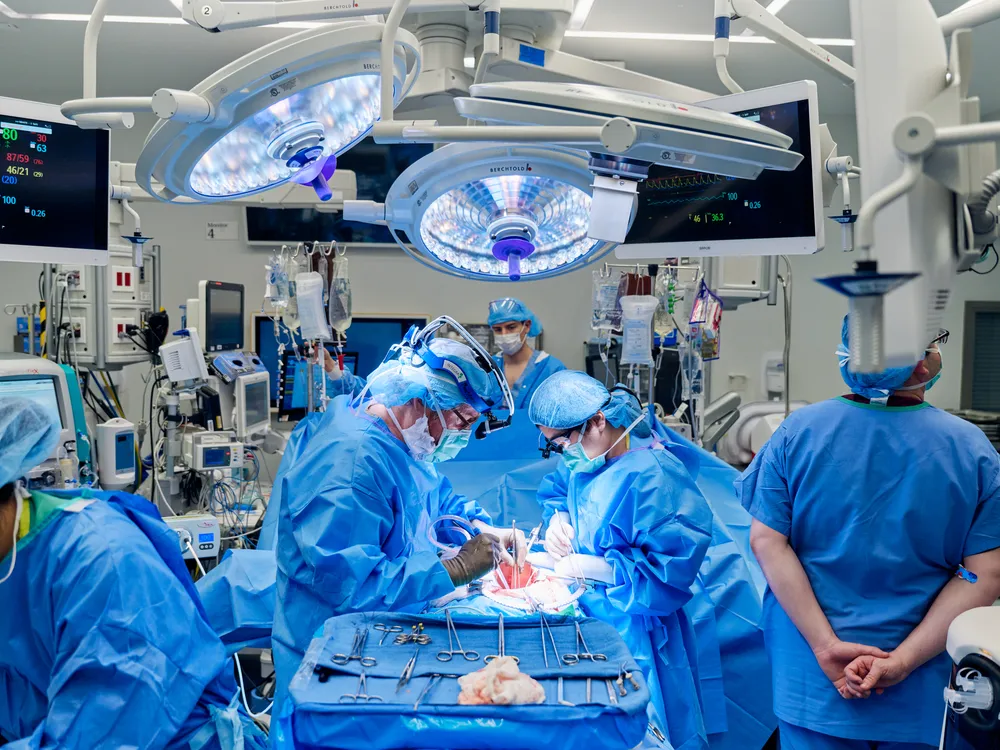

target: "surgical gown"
[736,398,1000,746]
[494,349,565,410]
[271,395,492,714]
[538,445,714,750]
[0,488,266,750]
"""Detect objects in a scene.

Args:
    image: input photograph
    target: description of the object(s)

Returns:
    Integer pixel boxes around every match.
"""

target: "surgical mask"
[495,331,525,356]
[427,428,471,463]
[561,413,646,475]
[0,484,27,585]
[385,408,437,460]
[896,347,944,393]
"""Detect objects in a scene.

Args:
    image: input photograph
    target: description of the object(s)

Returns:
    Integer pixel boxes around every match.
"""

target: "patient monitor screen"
[0,376,62,428]
[628,99,815,244]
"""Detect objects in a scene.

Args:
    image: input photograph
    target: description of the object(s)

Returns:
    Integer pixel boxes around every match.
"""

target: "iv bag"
[653,273,675,336]
[297,272,332,341]
[328,256,352,333]
[592,269,623,331]
[619,295,658,366]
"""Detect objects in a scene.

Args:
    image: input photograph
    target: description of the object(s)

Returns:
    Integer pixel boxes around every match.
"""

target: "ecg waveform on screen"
[645,173,735,193]
[648,194,720,207]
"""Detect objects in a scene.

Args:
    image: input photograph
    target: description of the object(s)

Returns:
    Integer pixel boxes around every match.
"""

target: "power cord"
[970,244,999,275]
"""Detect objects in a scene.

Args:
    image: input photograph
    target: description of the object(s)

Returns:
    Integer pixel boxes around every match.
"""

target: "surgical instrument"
[374,622,403,646]
[562,622,607,665]
[606,679,619,706]
[436,610,480,662]
[649,724,667,744]
[331,628,377,667]
[586,678,592,704]
[397,645,421,692]
[484,613,519,665]
[339,671,383,704]
[538,610,562,669]
[622,663,640,691]
[615,664,628,697]
[557,677,574,706]
[413,673,455,709]
[395,623,431,645]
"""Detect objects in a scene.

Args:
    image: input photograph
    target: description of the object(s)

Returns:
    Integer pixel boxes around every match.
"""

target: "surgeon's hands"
[543,512,575,560]
[473,521,527,567]
[441,534,499,587]
[812,639,891,699]
[842,652,913,698]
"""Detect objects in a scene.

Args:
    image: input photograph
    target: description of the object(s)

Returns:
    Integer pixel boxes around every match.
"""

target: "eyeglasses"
[538,424,586,459]
[445,406,479,431]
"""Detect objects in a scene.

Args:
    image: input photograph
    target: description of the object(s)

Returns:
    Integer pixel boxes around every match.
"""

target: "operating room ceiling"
[0,0,996,123]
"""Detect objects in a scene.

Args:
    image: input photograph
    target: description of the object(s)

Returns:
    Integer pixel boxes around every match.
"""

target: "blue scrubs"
[271,395,491,713]
[0,489,266,750]
[494,349,565,410]
[539,445,714,750]
[736,398,1000,746]
[779,721,936,749]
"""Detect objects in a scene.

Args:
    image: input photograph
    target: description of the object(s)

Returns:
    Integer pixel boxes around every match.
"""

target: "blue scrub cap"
[368,337,503,412]
[528,371,652,438]
[487,298,543,337]
[0,398,60,488]
[838,315,919,402]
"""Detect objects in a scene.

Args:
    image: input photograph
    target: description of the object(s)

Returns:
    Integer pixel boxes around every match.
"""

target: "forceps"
[538,610,562,669]
[562,621,608,666]
[339,671,383,704]
[374,623,403,646]
[331,628,377,668]
[436,610,480,662]
[484,613,519,665]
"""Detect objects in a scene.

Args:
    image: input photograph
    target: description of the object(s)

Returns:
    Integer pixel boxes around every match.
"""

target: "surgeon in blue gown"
[736,319,1000,750]
[0,398,266,750]
[271,333,524,716]
[530,371,715,750]
[488,298,565,410]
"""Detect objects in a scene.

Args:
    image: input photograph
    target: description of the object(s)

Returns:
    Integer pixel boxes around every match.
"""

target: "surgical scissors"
[484,612,519,665]
[331,628,377,668]
[374,623,403,646]
[436,610,480,662]
[339,671,383,704]
[562,621,607,666]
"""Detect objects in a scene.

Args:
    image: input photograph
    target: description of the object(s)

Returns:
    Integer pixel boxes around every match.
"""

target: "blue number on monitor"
[198,532,214,543]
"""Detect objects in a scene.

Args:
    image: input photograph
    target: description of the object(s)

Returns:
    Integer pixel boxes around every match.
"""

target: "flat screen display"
[205,284,244,352]
[279,350,358,420]
[243,380,271,429]
[0,98,109,263]
[0,376,62,427]
[624,99,814,246]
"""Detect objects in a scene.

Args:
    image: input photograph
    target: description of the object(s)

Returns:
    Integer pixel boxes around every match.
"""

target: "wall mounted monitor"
[616,80,823,259]
[0,96,110,265]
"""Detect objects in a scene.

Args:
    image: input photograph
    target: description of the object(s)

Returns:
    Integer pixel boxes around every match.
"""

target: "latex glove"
[313,347,343,381]
[555,553,615,585]
[543,512,575,560]
[474,522,527,566]
[441,535,498,587]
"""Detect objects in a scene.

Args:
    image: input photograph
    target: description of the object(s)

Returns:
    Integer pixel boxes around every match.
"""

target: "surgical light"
[453,81,802,243]
[344,143,627,281]
[134,21,420,203]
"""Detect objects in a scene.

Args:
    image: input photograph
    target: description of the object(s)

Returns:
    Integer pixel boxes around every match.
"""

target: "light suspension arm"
[727,0,856,85]
[940,0,1000,36]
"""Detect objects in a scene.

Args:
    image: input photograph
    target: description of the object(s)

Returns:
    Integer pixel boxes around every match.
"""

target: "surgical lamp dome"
[345,143,629,282]
[136,22,420,203]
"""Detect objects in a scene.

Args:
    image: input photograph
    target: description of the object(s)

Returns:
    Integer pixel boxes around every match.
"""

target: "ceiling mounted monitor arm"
[717,0,856,87]
[940,0,1000,36]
